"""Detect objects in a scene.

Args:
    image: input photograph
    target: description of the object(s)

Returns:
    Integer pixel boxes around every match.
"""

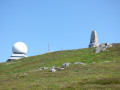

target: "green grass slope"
[0,44,120,90]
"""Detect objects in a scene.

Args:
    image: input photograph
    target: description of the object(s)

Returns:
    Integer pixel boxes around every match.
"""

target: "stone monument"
[89,30,99,47]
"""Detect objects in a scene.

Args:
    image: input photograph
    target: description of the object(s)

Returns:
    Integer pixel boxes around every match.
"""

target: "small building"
[7,42,27,61]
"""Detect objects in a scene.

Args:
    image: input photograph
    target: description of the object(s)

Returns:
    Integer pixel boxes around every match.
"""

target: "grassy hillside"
[0,44,120,90]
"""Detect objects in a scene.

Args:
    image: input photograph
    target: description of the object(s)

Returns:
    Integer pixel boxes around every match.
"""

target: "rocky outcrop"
[50,66,56,72]
[89,30,99,47]
[94,43,113,53]
[62,62,71,67]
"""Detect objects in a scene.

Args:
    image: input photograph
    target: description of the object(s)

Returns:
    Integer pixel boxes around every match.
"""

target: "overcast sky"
[0,0,120,62]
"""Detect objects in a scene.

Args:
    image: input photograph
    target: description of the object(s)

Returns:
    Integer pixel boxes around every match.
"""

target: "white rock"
[74,62,86,65]
[62,62,71,67]
[50,68,56,72]
[60,68,65,70]
[92,62,96,64]
[104,61,110,63]
[50,66,56,72]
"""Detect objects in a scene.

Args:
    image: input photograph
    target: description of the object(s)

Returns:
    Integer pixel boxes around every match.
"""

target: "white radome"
[12,42,28,54]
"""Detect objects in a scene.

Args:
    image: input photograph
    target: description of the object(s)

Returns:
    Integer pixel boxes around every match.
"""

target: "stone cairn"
[94,43,113,53]
[89,30,99,47]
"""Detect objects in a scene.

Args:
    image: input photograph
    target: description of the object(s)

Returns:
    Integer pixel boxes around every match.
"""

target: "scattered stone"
[89,30,99,47]
[92,62,96,64]
[60,68,65,70]
[56,67,65,70]
[94,43,113,53]
[104,61,110,63]
[30,66,53,72]
[40,67,50,70]
[108,44,112,47]
[62,62,71,67]
[100,43,106,47]
[56,67,61,69]
[94,47,101,53]
[50,68,56,72]
[74,62,86,65]
[100,47,107,52]
[50,66,56,72]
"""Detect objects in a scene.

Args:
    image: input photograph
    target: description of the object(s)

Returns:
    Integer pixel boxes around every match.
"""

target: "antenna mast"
[48,42,50,52]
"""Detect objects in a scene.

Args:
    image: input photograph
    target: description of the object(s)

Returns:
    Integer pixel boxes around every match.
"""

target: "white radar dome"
[12,42,28,54]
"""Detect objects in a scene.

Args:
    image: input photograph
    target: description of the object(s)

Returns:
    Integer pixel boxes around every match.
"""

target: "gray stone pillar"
[89,30,99,47]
